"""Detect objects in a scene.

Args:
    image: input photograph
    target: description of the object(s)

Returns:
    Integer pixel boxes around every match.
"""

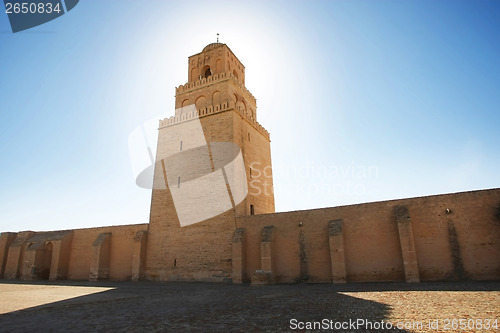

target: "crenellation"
[176,71,256,105]
[228,72,255,104]
[158,102,270,140]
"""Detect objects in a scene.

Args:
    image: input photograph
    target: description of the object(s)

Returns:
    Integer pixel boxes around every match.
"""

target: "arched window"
[201,65,212,78]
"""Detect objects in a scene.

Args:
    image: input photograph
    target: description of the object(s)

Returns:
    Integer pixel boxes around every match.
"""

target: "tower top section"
[202,42,223,52]
[188,43,245,85]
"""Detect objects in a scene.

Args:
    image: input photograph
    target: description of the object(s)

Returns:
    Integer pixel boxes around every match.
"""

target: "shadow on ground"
[0,280,498,332]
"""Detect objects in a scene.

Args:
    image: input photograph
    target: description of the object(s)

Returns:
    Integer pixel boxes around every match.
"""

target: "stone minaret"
[145,43,274,281]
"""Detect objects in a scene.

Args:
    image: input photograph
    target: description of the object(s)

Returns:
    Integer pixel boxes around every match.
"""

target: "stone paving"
[0,280,498,332]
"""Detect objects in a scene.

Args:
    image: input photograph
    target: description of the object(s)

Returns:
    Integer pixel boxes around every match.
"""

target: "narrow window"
[174,259,177,267]
[180,141,183,151]
[177,176,181,188]
[250,205,255,215]
[248,133,250,141]
[250,168,252,178]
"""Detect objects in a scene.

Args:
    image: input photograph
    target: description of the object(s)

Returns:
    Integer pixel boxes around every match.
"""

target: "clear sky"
[0,0,499,232]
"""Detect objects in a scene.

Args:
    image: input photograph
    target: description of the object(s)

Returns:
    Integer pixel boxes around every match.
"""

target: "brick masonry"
[236,189,500,283]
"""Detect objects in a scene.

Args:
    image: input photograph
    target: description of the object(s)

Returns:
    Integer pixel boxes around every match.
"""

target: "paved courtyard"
[0,280,498,332]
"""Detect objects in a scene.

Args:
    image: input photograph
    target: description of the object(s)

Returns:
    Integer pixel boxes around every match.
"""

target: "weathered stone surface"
[328,219,343,236]
[395,206,420,283]
[250,270,272,286]
[329,219,346,283]
[261,226,274,242]
[232,228,246,284]
[232,228,245,243]
[89,233,112,281]
[131,231,148,282]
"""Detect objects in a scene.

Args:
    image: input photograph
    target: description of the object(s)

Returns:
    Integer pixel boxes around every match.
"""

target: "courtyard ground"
[0,280,498,332]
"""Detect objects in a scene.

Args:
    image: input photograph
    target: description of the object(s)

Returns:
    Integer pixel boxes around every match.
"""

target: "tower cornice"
[176,71,256,106]
[159,101,270,142]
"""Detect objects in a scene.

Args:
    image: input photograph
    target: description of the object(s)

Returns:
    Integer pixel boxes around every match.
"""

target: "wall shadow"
[0,280,497,332]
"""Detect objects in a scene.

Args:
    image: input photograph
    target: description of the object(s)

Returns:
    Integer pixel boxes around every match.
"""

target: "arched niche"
[190,67,196,82]
[195,95,207,110]
[34,242,53,280]
[216,59,222,74]
[212,91,221,106]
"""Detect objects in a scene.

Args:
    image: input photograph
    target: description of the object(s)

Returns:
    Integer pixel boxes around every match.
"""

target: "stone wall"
[234,188,500,284]
[0,224,148,281]
[1,189,498,284]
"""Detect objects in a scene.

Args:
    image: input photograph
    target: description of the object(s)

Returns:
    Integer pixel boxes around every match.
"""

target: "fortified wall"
[0,224,148,281]
[233,189,500,284]
[0,189,498,283]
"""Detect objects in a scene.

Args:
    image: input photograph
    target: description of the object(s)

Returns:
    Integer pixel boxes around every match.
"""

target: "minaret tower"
[145,42,274,281]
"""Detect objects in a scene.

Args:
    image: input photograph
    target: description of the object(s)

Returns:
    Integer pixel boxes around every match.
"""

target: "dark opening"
[174,259,177,267]
[204,68,212,77]
[250,204,255,215]
[177,176,181,188]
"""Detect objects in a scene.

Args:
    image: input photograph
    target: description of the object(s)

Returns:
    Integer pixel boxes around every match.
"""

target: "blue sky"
[0,0,499,231]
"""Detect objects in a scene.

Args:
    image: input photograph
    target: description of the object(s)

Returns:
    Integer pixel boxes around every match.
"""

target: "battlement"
[159,101,270,140]
[176,71,256,106]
